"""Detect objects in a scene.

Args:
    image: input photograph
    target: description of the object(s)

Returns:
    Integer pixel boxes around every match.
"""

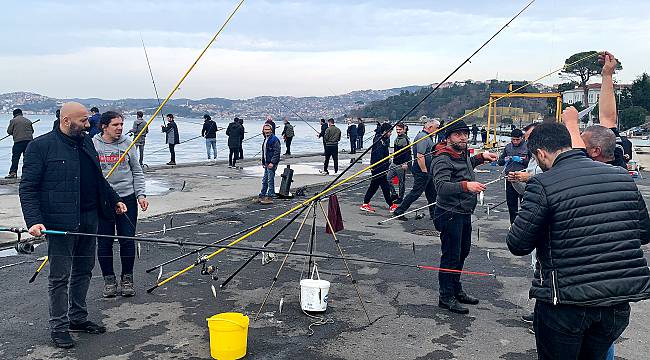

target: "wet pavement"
[1,167,649,359]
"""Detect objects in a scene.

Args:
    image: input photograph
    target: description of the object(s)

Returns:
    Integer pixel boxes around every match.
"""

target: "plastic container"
[300,264,330,312]
[206,312,249,360]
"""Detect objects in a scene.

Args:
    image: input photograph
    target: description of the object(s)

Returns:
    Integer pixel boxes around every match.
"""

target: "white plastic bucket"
[300,264,330,312]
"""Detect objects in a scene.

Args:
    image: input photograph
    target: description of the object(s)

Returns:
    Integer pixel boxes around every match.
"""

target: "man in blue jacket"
[88,106,101,137]
[259,123,281,204]
[19,102,127,349]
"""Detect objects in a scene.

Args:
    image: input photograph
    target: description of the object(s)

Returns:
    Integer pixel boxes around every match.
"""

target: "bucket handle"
[311,263,321,281]
[210,318,247,329]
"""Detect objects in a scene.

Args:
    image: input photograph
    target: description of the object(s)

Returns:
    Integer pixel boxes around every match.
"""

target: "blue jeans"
[260,166,276,197]
[205,138,217,159]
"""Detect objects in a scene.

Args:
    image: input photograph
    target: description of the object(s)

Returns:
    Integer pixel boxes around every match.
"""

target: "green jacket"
[323,125,341,146]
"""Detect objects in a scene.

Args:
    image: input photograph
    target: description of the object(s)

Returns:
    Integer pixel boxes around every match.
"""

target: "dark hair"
[55,109,60,120]
[320,118,325,124]
[511,129,523,138]
[99,111,123,132]
[523,123,538,133]
[328,118,335,124]
[203,114,211,121]
[166,113,174,120]
[137,111,144,118]
[396,123,406,129]
[12,108,22,117]
[90,107,99,113]
[527,123,572,155]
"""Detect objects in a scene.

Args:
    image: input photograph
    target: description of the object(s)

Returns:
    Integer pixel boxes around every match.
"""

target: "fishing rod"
[140,35,166,125]
[273,97,320,134]
[0,228,493,277]
[106,0,246,179]
[147,134,204,156]
[0,119,41,141]
[377,175,506,224]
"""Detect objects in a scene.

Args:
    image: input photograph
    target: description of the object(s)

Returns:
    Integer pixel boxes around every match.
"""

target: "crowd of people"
[5,51,650,358]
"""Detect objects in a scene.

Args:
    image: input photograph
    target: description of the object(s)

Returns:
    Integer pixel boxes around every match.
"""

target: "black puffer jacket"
[507,150,650,306]
[370,134,390,174]
[19,127,121,231]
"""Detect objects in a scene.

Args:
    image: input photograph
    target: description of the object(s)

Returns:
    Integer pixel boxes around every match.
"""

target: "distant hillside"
[350,81,552,122]
[0,86,424,120]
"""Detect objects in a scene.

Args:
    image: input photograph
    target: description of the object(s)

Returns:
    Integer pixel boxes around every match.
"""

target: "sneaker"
[360,203,375,213]
[252,197,262,203]
[228,165,233,169]
[4,172,17,179]
[521,312,534,324]
[260,196,274,205]
[389,204,398,213]
[166,161,176,166]
[51,331,74,349]
[438,298,469,314]
[319,170,329,175]
[103,275,117,298]
[120,274,135,297]
[528,327,535,335]
[69,320,106,334]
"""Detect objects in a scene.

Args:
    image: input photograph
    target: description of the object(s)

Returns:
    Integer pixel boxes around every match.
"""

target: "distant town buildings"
[561,83,629,105]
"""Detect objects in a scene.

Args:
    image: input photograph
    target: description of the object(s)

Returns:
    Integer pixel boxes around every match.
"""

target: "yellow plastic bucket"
[207,313,249,360]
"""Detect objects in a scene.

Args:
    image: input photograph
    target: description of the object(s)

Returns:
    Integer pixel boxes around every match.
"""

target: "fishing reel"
[196,255,218,281]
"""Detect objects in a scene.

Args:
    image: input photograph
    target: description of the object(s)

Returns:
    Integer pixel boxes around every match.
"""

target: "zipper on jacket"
[551,270,559,305]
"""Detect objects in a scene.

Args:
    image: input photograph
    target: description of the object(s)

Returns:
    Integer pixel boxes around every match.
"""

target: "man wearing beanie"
[431,120,497,314]
[497,128,528,224]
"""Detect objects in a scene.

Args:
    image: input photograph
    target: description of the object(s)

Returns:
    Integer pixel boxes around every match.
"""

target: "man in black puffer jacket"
[360,123,394,213]
[20,102,126,349]
[506,122,650,360]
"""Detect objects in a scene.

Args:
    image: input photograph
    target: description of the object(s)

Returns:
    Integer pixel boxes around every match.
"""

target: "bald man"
[19,102,126,349]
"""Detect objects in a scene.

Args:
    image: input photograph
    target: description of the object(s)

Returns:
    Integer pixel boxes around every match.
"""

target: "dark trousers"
[285,137,292,155]
[395,169,436,219]
[505,181,522,224]
[239,143,244,159]
[534,301,630,360]
[48,210,98,333]
[357,136,363,149]
[135,144,145,166]
[363,173,393,205]
[349,137,357,154]
[97,194,138,277]
[433,207,472,300]
[229,147,239,167]
[168,144,176,162]
[324,145,338,173]
[10,140,30,173]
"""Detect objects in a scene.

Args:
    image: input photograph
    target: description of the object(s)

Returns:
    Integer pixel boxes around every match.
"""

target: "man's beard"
[69,123,87,138]
[450,141,467,152]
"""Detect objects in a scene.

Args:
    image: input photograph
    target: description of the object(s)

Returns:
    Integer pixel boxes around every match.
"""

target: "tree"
[560,51,622,107]
[631,73,650,112]
[619,106,648,130]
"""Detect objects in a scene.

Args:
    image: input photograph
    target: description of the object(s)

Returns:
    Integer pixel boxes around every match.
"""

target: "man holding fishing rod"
[431,120,497,314]
[19,102,127,349]
[5,108,34,179]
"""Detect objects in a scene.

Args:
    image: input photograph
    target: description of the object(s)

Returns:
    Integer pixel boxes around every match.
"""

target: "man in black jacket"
[506,122,650,359]
[360,123,394,213]
[201,114,218,160]
[431,120,497,314]
[19,102,127,349]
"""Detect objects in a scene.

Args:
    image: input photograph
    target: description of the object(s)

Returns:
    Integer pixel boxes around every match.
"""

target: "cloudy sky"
[1,0,648,99]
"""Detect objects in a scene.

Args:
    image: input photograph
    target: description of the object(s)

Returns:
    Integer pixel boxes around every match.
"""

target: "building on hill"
[464,106,542,128]
[561,83,630,106]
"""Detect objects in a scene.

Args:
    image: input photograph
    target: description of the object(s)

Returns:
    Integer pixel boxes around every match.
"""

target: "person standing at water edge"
[265,115,276,134]
[356,118,365,149]
[127,111,148,167]
[432,120,497,314]
[161,114,179,165]
[5,108,34,179]
[88,106,101,137]
[19,102,127,349]
[258,124,281,205]
[281,117,294,155]
[202,114,218,160]
[480,127,487,143]
[347,120,358,154]
[322,118,341,175]
[226,117,244,168]
[237,117,245,159]
[506,122,650,359]
[471,123,478,145]
[386,123,411,206]
[497,128,528,224]
[93,111,148,298]
[360,123,395,213]
[392,120,439,221]
[318,118,328,153]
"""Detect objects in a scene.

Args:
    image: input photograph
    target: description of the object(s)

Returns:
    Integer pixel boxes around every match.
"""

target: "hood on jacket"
[434,142,466,159]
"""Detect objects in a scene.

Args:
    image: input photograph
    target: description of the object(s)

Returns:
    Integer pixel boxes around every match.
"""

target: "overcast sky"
[1,0,648,99]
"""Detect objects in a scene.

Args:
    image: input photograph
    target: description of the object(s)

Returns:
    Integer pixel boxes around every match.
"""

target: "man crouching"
[431,120,497,314]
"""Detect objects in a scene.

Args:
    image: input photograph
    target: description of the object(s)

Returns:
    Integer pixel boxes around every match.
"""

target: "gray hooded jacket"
[92,134,146,198]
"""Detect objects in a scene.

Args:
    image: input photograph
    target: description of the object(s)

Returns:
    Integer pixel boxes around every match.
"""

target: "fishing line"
[140,34,166,125]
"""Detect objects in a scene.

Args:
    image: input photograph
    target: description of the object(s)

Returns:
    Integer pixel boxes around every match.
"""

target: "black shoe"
[455,291,479,305]
[438,298,469,314]
[521,312,534,324]
[51,331,74,349]
[69,321,106,334]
